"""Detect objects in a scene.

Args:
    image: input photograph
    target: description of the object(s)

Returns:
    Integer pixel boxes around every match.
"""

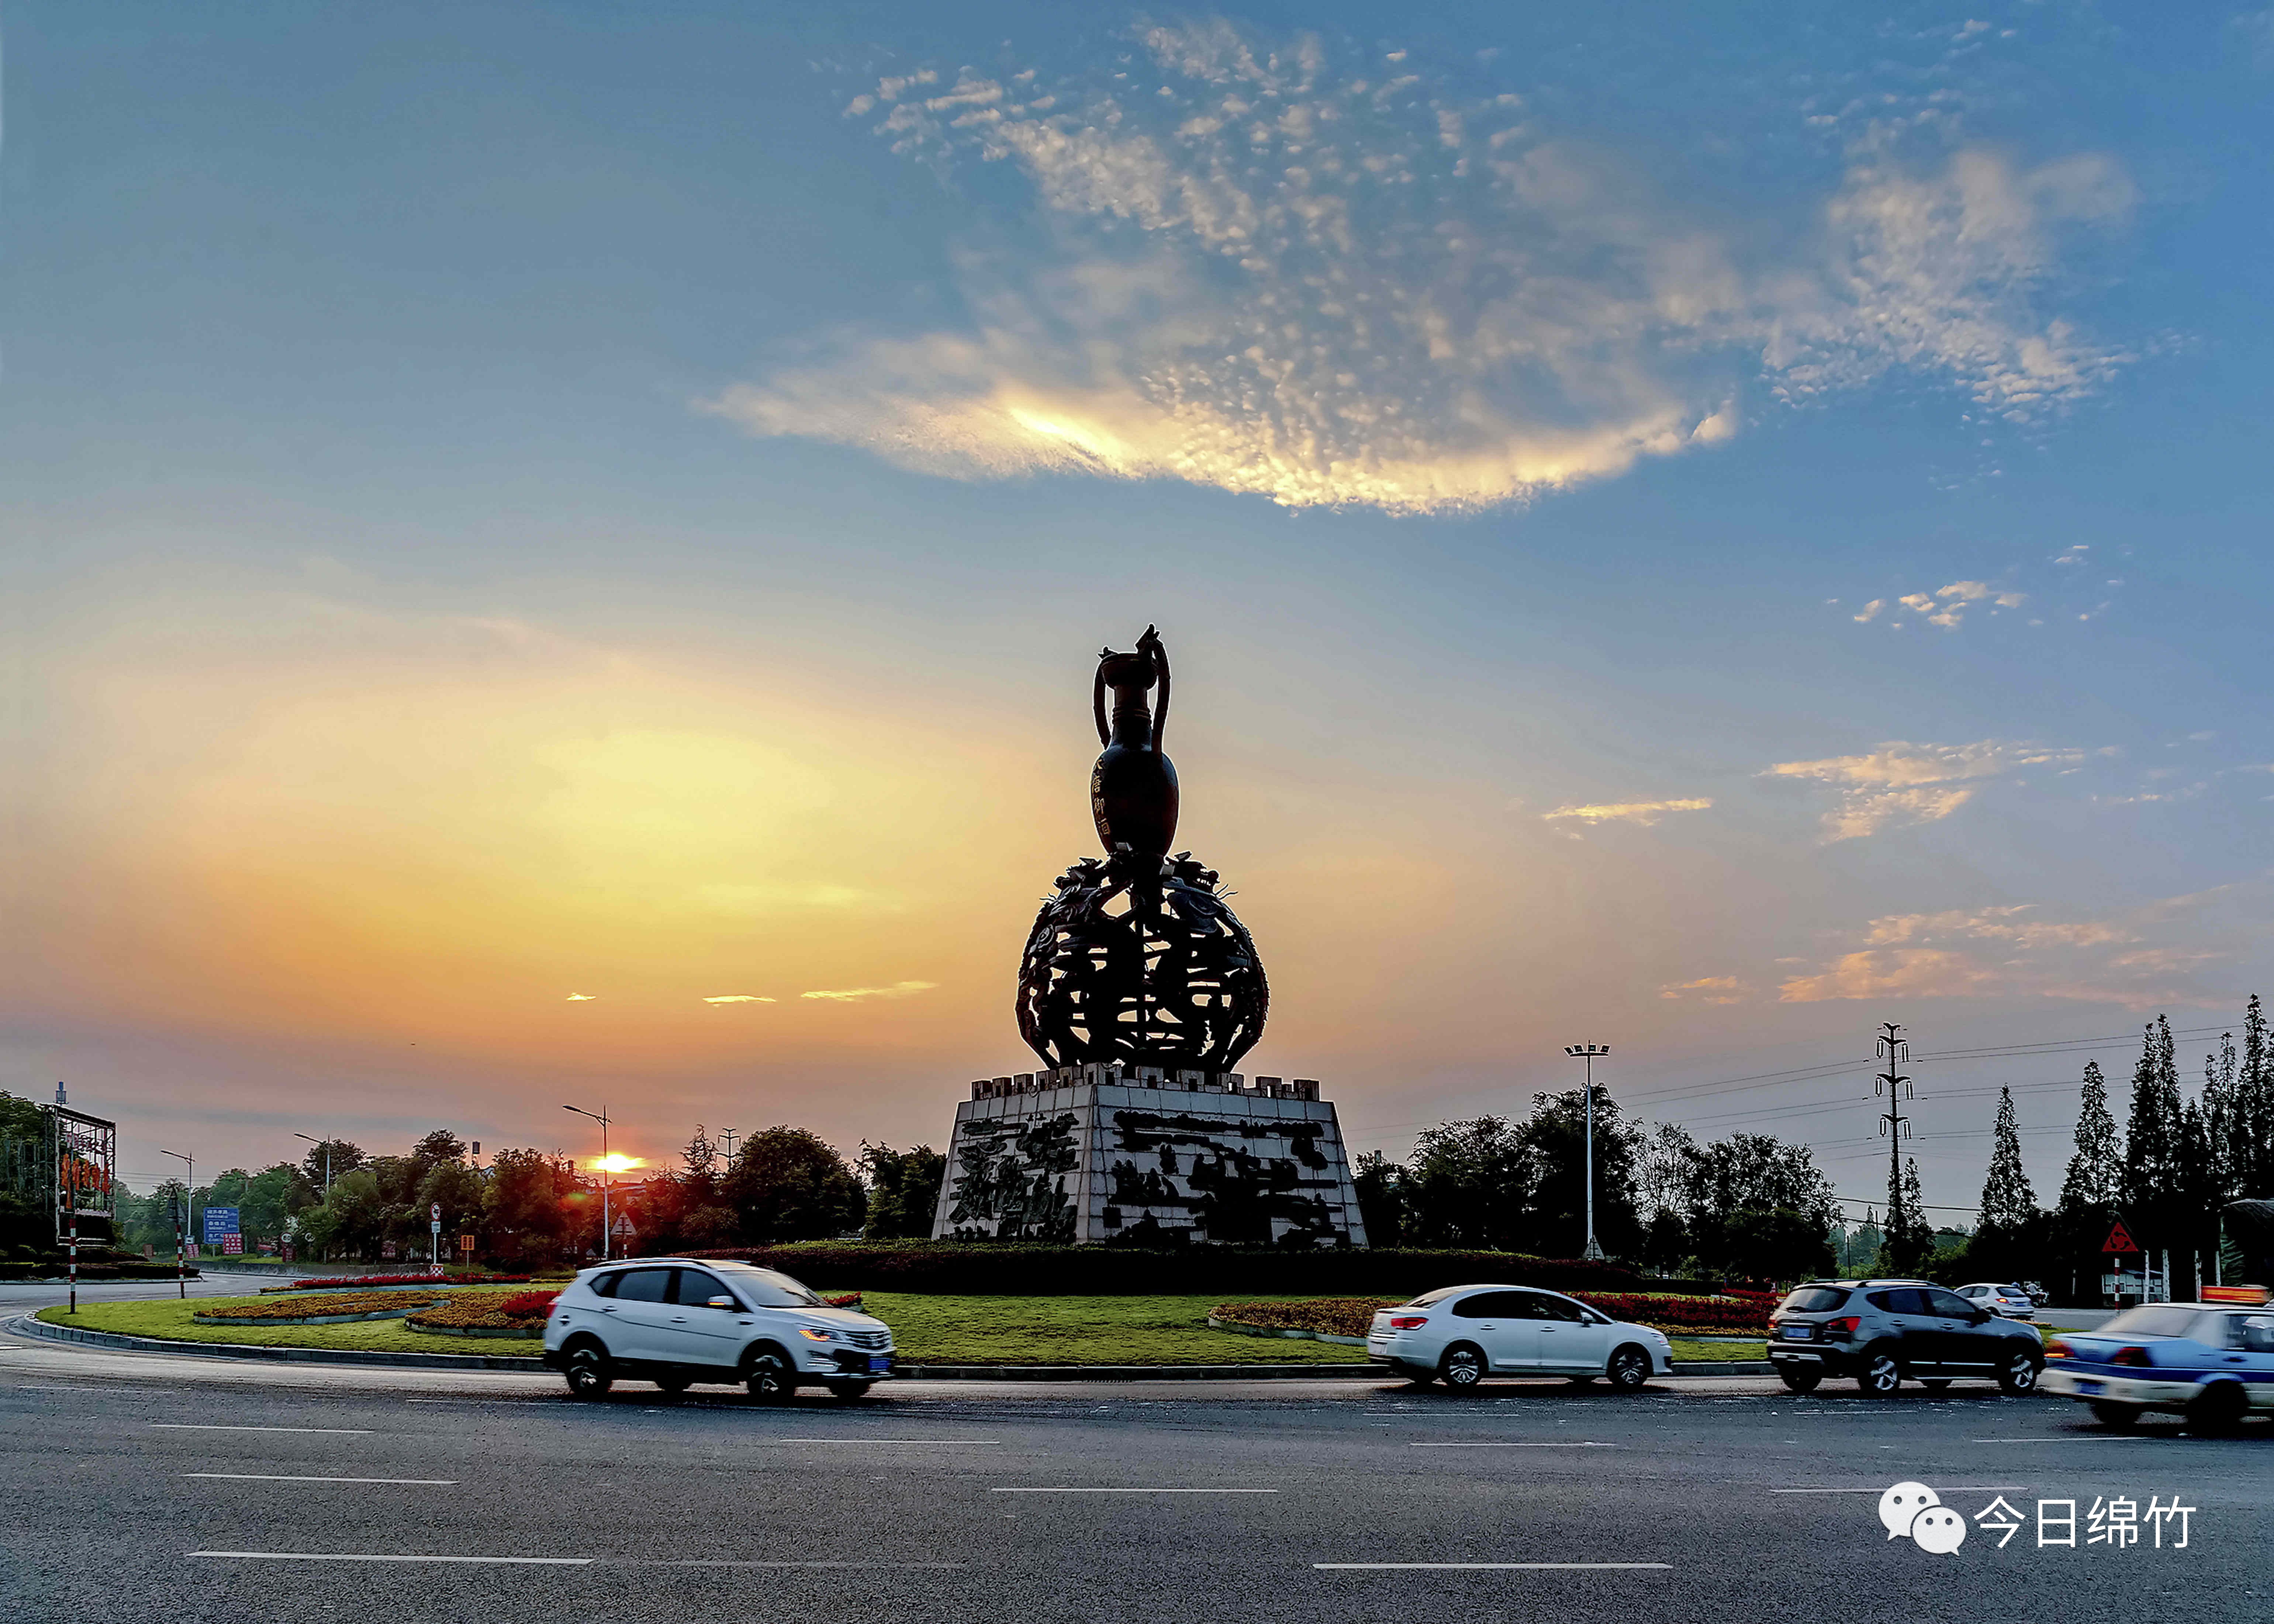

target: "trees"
[858,1143,947,1240]
[2060,1060,2121,1208]
[722,1127,867,1243]
[1352,1151,1408,1249]
[483,1147,586,1263]
[1402,1115,1532,1250]
[1676,1132,1841,1282]
[296,1139,365,1191]
[2231,995,2274,1199]
[1876,1157,1935,1276]
[1517,1085,1646,1261]
[1978,1087,2037,1228]
[2122,1016,2188,1281]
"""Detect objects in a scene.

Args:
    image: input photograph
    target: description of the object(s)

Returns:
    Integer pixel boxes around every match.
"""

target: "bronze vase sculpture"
[1016,627,1268,1073]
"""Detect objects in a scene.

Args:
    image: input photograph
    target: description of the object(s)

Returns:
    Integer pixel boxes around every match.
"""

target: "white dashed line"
[1317,1562,1670,1571]
[189,1552,588,1565]
[991,1487,1278,1494]
[152,1423,373,1435]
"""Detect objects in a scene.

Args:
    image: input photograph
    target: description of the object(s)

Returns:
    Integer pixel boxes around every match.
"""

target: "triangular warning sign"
[2102,1219,2141,1254]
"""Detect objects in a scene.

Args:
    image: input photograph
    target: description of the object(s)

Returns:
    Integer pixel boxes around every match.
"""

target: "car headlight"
[797,1327,841,1342]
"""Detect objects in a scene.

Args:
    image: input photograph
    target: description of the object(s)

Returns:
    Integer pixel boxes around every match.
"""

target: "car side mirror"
[706,1295,737,1310]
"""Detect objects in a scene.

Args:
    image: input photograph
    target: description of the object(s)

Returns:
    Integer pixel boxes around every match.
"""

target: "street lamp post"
[293,1132,335,1195]
[1562,1044,1610,1262]
[160,1148,194,1299]
[563,1105,612,1261]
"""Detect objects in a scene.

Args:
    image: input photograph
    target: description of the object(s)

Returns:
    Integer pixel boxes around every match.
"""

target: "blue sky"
[8,3,2271,1219]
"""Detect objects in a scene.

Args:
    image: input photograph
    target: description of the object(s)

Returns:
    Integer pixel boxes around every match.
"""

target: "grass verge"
[36,1295,1770,1367]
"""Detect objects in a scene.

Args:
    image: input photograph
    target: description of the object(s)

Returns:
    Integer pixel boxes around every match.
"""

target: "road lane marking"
[1971,1437,2134,1443]
[732,1439,1005,1445]
[1409,1442,1618,1448]
[624,1560,966,1569]
[992,1488,1278,1494]
[190,1552,588,1565]
[1317,1563,1670,1571]
[153,1423,373,1435]
[1772,1485,2027,1494]
[183,1474,457,1485]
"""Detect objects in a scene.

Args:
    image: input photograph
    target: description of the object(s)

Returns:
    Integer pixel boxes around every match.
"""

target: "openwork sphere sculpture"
[1016,850,1268,1073]
[1014,626,1268,1073]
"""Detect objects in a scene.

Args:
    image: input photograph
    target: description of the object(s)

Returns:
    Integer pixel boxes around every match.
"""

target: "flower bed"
[262,1271,533,1293]
[406,1290,554,1339]
[195,1290,452,1326]
[1210,1299,1398,1338]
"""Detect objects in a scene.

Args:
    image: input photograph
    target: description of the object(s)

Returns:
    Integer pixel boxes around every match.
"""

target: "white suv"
[542,1258,895,1402]
[1366,1284,1673,1390]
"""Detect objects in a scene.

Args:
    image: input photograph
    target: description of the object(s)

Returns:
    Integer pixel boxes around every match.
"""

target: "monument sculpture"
[932,628,1366,1248]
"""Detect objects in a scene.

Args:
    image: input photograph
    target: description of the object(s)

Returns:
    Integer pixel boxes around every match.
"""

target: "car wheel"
[655,1371,693,1396]
[2185,1382,2246,1438]
[1439,1343,1486,1389]
[1777,1365,1822,1394]
[2089,1400,2140,1430]
[825,1381,874,1402]
[1606,1346,1652,1392]
[744,1347,796,1405]
[1856,1346,1901,1397]
[1996,1350,2042,1396]
[1921,1379,1952,1391]
[562,1340,612,1400]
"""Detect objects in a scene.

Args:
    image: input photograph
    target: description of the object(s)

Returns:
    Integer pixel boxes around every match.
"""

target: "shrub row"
[677,1241,1665,1297]
[1209,1289,1777,1340]
[273,1272,532,1291]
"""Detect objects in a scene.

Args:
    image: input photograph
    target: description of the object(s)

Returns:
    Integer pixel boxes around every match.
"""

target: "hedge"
[675,1241,1673,1297]
[195,1290,453,1324]
[1210,1290,1777,1340]
[266,1272,532,1292]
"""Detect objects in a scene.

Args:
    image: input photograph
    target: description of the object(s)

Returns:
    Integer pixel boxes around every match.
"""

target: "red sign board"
[221,1234,244,1255]
[2102,1220,2141,1254]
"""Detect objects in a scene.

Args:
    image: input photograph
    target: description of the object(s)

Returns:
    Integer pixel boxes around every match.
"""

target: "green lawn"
[39,1294,1769,1367]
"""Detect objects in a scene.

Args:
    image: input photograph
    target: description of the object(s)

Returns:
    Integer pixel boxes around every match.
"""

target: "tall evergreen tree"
[2060,1059,2121,1207]
[2203,1035,2236,1200]
[2232,994,2274,1199]
[2121,1017,2186,1246]
[1978,1085,2037,1228]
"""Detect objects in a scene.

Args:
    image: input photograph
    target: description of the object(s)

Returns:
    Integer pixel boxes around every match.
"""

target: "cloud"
[704,24,2131,515]
[564,993,597,1001]
[1776,887,2250,1007]
[1765,738,2095,838]
[1848,579,2026,630]
[1659,976,1753,1004]
[798,980,939,1003]
[702,994,777,1004]
[1540,797,1713,827]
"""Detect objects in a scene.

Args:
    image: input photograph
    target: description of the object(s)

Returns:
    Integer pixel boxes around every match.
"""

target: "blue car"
[2041,1300,2274,1434]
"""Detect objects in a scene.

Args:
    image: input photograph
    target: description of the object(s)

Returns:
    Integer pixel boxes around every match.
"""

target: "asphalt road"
[3,1334,2266,1624]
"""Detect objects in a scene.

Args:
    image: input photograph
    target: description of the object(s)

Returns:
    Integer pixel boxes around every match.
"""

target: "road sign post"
[430,1201,443,1276]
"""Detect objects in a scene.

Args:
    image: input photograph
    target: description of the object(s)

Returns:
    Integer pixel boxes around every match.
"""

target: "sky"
[6,2,2271,1224]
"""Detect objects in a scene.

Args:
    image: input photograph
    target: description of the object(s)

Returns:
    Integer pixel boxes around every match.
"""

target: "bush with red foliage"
[281,1272,532,1291]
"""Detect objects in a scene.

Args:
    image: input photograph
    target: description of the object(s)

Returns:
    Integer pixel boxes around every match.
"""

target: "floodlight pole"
[564,1105,611,1261]
[1563,1044,1610,1261]
[160,1148,194,1299]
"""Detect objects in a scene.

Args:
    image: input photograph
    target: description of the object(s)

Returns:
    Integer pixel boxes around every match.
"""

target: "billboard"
[52,1107,117,1246]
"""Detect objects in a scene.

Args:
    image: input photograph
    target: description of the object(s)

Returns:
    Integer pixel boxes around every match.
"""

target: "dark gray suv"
[1767,1279,2045,1396]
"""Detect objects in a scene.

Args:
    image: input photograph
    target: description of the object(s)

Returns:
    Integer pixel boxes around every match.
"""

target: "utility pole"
[1563,1043,1610,1261]
[160,1148,194,1299]
[1873,1024,1914,1270]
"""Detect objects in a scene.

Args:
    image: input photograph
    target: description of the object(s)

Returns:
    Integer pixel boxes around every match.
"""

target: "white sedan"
[1956,1282,2038,1320]
[1366,1284,1674,1390]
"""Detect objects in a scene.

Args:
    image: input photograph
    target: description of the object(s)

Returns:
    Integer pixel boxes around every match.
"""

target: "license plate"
[868,1354,892,1374]
[2075,1378,2103,1395]
[1782,1326,1814,1340]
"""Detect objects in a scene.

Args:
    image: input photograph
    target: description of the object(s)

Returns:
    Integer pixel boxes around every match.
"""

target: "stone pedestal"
[931,1067,1368,1248]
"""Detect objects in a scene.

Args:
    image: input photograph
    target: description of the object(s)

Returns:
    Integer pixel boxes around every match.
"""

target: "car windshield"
[1407,1287,1466,1307]
[709,1263,824,1308]
[2099,1306,2207,1340]
[1780,1287,1849,1313]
